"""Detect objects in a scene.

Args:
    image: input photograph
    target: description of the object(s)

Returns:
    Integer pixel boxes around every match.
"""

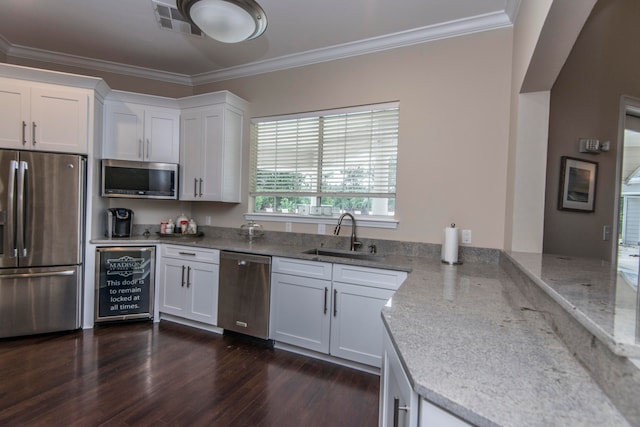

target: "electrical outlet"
[318,223,326,234]
[603,225,611,241]
[205,215,212,225]
[285,222,292,232]
[461,229,472,244]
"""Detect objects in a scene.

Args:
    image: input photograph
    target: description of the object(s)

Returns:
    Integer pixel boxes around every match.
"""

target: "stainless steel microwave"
[101,159,178,200]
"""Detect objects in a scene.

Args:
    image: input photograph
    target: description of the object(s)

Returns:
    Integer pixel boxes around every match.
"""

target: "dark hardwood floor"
[0,322,380,426]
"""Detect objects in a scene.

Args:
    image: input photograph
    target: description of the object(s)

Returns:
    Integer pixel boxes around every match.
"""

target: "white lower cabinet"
[420,400,472,427]
[159,245,220,326]
[380,327,472,427]
[270,257,333,353]
[332,263,406,367]
[380,326,418,427]
[270,256,407,368]
[271,271,331,353]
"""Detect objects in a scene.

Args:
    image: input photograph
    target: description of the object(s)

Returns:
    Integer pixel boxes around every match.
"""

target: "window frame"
[247,102,400,229]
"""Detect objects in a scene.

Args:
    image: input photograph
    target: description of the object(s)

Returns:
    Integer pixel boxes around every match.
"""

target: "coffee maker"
[106,208,134,238]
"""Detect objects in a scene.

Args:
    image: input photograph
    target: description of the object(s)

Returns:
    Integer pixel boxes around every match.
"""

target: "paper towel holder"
[441,223,463,265]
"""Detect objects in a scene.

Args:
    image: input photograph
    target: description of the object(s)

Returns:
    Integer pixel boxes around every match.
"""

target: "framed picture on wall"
[558,156,598,212]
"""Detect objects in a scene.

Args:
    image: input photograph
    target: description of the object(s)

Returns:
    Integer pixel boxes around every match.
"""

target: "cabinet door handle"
[199,178,203,197]
[22,121,27,145]
[32,122,37,145]
[186,266,191,287]
[333,288,337,317]
[146,138,150,159]
[393,397,409,427]
[138,139,143,158]
[194,178,198,197]
[323,287,328,314]
[181,265,186,287]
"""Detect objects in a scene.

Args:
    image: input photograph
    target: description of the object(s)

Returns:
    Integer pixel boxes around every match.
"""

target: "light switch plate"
[461,229,472,244]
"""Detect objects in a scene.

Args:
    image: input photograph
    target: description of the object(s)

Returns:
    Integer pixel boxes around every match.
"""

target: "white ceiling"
[0,0,519,85]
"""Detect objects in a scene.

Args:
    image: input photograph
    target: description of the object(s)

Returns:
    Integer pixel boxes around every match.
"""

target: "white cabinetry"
[159,245,220,327]
[0,78,90,153]
[380,327,472,427]
[380,326,419,427]
[270,257,333,353]
[332,264,407,367]
[420,400,472,427]
[270,257,407,368]
[178,92,247,202]
[103,91,180,162]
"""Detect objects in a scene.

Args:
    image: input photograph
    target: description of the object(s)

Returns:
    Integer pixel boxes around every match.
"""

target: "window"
[250,102,399,219]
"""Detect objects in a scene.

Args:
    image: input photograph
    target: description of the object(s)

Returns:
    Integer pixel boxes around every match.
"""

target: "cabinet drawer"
[332,264,407,290]
[162,245,219,264]
[272,256,332,280]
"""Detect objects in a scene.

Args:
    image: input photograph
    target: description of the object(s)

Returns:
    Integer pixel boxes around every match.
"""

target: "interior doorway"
[616,102,640,291]
[614,96,640,342]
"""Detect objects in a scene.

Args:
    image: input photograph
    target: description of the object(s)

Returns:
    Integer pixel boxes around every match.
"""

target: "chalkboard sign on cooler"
[95,246,155,322]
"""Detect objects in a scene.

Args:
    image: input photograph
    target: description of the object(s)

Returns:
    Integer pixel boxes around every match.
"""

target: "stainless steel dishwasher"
[218,251,271,339]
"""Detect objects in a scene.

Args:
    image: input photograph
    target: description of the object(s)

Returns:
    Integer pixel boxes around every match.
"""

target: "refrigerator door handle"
[7,160,18,257]
[1,269,75,279]
[16,160,27,257]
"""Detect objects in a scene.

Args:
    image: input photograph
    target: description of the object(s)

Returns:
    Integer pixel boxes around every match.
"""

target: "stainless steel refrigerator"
[0,149,85,338]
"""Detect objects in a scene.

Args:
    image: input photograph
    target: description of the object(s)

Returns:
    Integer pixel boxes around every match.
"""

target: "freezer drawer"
[0,265,81,338]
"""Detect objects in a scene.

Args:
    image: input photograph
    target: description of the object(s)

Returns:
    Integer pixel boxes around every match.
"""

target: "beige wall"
[505,0,596,253]
[504,0,553,252]
[544,0,640,259]
[1,27,515,249]
[192,29,514,249]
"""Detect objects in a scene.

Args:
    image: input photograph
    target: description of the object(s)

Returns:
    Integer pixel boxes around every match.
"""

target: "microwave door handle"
[6,160,18,256]
[16,160,27,257]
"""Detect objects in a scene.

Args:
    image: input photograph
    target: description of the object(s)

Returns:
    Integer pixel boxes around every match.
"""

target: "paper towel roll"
[441,224,460,264]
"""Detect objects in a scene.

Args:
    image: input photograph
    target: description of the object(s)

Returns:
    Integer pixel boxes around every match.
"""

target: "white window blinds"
[250,102,399,198]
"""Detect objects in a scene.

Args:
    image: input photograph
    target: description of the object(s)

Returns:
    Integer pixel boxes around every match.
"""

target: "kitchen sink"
[302,248,384,261]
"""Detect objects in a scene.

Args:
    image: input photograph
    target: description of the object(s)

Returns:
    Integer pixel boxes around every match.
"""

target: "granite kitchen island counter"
[382,257,630,427]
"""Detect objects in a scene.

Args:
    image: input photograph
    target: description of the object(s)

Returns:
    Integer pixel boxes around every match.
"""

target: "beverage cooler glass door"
[95,246,156,322]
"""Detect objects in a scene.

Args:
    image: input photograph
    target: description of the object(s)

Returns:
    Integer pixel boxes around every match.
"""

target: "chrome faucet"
[334,213,362,251]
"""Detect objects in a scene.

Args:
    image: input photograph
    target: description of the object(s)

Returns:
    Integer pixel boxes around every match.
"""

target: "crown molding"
[193,10,513,85]
[0,7,515,87]
[2,41,193,85]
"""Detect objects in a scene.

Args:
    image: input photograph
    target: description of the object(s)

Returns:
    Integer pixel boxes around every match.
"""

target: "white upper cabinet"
[179,92,247,202]
[103,91,180,163]
[0,78,90,154]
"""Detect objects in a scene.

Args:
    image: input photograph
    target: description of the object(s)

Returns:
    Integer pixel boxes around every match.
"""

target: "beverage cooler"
[95,246,155,322]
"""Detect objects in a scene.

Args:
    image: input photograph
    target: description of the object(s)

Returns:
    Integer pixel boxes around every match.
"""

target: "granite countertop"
[382,258,629,427]
[91,234,415,272]
[505,251,640,358]
[91,234,629,426]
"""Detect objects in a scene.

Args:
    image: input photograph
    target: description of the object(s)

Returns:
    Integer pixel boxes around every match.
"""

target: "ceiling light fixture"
[177,0,267,43]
